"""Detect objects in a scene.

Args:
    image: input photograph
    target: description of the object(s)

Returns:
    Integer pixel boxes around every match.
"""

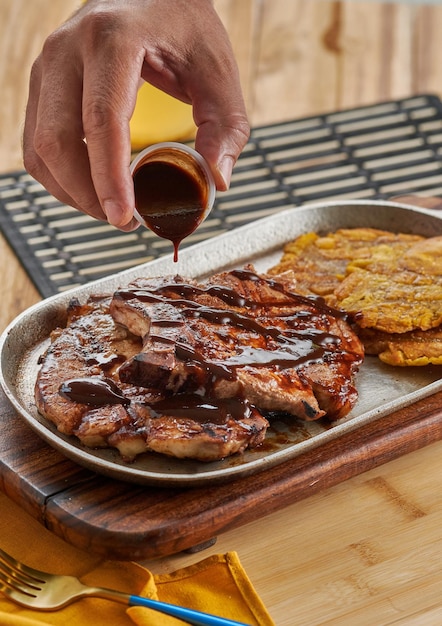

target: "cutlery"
[0,547,251,626]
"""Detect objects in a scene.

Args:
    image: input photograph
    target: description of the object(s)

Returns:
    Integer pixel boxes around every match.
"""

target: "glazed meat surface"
[110,267,364,422]
[35,295,268,462]
[35,268,364,463]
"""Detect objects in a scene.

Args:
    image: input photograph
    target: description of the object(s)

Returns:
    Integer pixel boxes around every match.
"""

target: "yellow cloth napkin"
[0,493,274,626]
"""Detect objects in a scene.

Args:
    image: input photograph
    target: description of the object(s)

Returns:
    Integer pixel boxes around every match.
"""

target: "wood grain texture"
[149,437,442,625]
[219,0,442,126]
[1,383,441,562]
[1,2,442,624]
[0,0,79,172]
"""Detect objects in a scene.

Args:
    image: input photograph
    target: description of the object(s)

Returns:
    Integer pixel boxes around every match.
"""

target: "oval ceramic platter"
[1,200,441,486]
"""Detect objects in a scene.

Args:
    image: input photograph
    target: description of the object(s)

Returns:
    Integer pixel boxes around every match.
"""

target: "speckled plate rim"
[1,199,442,487]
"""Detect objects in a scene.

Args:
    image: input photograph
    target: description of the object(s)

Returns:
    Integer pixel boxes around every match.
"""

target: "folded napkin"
[0,493,274,626]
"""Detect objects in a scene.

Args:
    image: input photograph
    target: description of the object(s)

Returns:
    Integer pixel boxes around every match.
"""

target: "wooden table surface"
[1,1,442,624]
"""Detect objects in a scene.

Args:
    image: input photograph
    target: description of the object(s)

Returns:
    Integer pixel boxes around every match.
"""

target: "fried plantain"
[269,227,442,366]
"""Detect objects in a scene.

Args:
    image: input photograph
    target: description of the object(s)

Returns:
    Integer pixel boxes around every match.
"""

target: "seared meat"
[110,267,364,422]
[35,297,153,460]
[35,268,363,463]
[35,297,142,434]
[35,294,268,462]
[122,397,267,461]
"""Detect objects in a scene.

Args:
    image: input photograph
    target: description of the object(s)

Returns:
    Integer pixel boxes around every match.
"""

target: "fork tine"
[0,566,41,600]
[0,560,42,591]
[0,549,47,601]
[0,548,46,583]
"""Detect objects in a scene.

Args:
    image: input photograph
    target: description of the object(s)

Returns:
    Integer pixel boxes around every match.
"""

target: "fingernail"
[217,156,234,190]
[103,200,124,226]
[121,218,141,232]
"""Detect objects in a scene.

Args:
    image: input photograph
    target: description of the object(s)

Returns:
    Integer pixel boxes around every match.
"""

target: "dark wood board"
[1,385,441,561]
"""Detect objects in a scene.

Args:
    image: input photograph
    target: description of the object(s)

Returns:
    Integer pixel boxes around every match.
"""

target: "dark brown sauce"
[230,268,348,319]
[115,287,333,379]
[115,269,346,320]
[60,377,253,425]
[113,271,350,368]
[150,395,254,425]
[60,377,130,406]
[175,341,328,383]
[115,271,360,400]
[133,161,207,262]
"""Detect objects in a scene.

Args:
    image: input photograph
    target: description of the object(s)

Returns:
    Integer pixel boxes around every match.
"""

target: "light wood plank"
[250,1,442,125]
[251,0,342,124]
[214,0,258,113]
[415,5,442,96]
[0,0,79,171]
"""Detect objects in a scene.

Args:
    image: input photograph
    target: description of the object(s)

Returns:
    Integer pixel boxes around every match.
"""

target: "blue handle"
[128,594,251,625]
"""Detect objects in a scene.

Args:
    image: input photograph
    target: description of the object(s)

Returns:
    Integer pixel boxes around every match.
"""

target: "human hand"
[23,0,250,230]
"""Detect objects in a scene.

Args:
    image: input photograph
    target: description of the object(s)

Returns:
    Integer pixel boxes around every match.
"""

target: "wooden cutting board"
[1,384,441,561]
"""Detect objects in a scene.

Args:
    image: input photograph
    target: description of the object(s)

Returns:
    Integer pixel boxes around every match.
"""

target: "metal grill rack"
[1,94,442,298]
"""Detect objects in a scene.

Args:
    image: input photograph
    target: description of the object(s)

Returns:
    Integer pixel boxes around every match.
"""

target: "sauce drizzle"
[133,161,207,262]
[60,377,130,406]
[60,270,361,424]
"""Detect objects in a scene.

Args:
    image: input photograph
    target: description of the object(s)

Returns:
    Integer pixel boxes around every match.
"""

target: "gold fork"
[0,547,251,626]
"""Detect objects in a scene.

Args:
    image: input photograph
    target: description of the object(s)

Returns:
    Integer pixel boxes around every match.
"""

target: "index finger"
[81,32,142,228]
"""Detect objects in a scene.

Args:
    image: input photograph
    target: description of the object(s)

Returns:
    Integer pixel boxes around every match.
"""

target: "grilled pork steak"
[110,267,364,421]
[35,294,268,462]
[35,268,364,463]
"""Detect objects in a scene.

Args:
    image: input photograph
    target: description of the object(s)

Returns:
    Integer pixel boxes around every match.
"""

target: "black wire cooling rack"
[1,94,442,298]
